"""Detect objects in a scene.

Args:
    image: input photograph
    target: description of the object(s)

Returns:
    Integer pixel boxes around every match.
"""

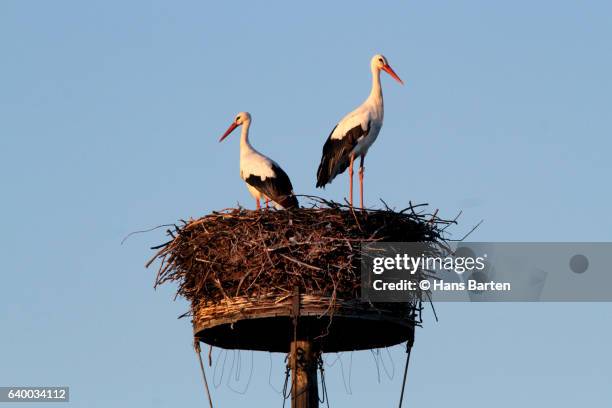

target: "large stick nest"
[149,198,452,311]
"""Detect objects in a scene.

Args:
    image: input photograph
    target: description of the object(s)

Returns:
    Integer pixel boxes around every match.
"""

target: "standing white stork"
[219,112,299,210]
[316,54,403,208]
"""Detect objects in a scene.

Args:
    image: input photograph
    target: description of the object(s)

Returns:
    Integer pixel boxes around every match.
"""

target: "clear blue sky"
[1,1,611,406]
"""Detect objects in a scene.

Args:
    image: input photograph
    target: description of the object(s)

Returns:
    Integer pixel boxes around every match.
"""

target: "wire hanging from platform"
[194,338,214,408]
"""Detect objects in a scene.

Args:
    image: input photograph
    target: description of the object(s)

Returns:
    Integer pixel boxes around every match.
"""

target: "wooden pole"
[290,339,319,408]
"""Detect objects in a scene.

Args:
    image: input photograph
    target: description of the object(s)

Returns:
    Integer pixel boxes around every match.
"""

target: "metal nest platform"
[193,293,418,353]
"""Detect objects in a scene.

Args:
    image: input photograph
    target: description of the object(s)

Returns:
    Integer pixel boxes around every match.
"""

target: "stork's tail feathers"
[317,154,350,188]
[316,160,332,188]
[277,194,299,209]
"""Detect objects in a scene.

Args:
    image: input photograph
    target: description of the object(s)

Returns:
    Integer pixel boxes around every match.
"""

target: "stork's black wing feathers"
[316,121,370,188]
[245,163,299,209]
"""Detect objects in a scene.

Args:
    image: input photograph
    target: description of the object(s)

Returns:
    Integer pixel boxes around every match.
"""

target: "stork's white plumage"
[316,54,403,208]
[219,112,298,210]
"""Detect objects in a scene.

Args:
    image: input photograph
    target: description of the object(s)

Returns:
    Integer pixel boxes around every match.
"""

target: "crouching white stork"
[316,54,403,208]
[219,112,299,210]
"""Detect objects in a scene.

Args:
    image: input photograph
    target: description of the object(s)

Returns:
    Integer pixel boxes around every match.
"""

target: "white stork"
[316,54,403,208]
[219,112,299,210]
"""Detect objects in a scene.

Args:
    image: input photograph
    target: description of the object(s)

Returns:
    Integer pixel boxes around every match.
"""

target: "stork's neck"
[368,66,383,105]
[239,120,254,154]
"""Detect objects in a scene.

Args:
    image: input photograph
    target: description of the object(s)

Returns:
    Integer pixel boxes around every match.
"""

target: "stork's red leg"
[256,199,261,210]
[348,155,355,207]
[265,198,270,209]
[359,156,365,209]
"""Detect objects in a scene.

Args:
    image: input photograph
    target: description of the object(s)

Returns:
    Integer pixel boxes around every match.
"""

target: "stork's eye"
[236,116,240,121]
[378,58,384,63]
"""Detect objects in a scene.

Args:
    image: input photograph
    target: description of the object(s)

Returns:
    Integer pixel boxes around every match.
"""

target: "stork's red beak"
[219,122,238,142]
[382,64,404,85]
